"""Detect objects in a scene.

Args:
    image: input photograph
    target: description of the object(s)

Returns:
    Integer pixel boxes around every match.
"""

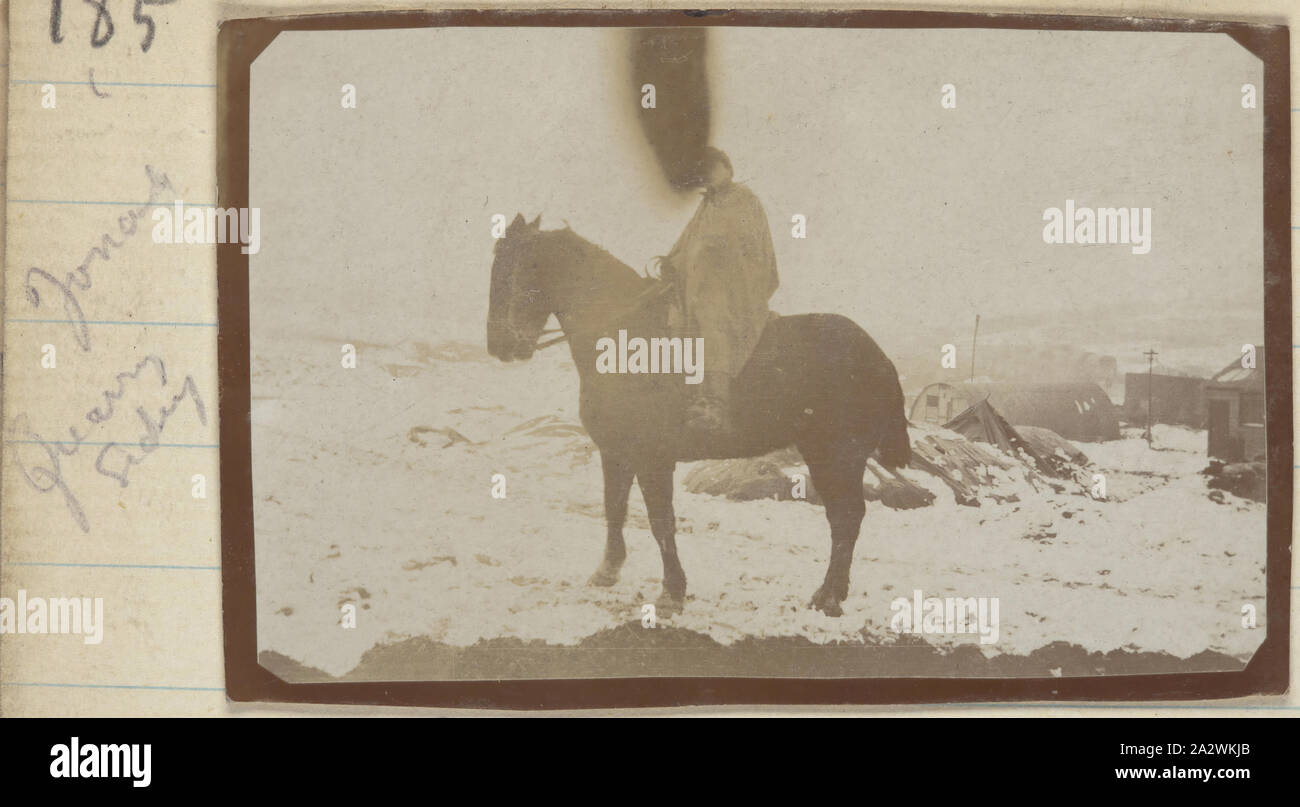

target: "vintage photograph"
[228,18,1279,688]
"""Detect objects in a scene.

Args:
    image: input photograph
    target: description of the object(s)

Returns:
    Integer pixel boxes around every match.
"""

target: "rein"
[535,280,676,351]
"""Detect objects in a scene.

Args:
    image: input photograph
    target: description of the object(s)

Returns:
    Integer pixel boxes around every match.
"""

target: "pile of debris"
[682,447,938,510]
[683,398,1093,510]
[1202,460,1266,503]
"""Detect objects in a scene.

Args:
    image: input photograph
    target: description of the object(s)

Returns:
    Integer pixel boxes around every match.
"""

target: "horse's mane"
[542,226,643,283]
[490,223,653,333]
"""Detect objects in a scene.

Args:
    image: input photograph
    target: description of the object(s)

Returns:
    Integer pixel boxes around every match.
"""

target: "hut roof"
[913,381,1121,441]
[1206,347,1264,392]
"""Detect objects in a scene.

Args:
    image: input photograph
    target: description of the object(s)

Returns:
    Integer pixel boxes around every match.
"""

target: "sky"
[249,26,1265,369]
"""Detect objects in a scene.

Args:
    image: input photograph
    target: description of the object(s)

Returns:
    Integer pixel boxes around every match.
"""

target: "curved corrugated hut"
[910,381,1120,442]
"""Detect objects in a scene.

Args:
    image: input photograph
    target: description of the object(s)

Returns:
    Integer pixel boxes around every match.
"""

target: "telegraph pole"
[970,314,980,383]
[1143,348,1158,445]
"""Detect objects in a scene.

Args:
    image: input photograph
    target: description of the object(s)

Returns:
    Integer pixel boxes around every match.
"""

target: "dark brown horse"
[486,214,911,616]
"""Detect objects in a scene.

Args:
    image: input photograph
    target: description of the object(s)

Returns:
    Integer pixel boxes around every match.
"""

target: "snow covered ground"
[250,335,1267,679]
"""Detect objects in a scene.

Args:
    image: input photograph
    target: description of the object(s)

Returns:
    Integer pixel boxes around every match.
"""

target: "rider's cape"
[666,181,780,378]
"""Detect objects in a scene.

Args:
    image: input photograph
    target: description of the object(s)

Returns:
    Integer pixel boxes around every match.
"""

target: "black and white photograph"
[228,16,1284,689]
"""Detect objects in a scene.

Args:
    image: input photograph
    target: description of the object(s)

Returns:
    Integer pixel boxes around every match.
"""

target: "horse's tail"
[875,363,912,470]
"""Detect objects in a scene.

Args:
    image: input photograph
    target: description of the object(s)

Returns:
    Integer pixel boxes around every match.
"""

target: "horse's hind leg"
[588,451,634,587]
[636,464,686,615]
[803,443,868,617]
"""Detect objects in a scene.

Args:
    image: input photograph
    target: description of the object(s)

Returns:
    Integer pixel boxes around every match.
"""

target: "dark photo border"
[217,8,1290,708]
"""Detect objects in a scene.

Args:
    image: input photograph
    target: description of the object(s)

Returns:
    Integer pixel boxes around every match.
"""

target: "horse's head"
[487,213,551,361]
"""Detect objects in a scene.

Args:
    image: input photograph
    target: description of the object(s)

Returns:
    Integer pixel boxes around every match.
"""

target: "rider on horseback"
[658,147,780,434]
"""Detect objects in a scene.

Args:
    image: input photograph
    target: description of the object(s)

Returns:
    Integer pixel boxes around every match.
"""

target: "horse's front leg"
[636,463,686,615]
[588,451,635,587]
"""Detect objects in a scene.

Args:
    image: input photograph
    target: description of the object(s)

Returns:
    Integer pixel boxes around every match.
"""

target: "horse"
[486,213,912,617]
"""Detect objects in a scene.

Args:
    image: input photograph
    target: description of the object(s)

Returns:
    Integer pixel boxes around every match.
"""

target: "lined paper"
[2,0,225,717]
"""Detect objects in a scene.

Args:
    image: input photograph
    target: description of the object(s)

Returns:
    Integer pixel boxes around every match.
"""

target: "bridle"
[499,228,677,353]
[532,279,677,351]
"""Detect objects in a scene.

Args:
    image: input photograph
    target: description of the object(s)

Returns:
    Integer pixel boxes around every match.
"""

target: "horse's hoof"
[811,600,844,617]
[810,587,844,617]
[587,568,620,587]
[655,591,685,617]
